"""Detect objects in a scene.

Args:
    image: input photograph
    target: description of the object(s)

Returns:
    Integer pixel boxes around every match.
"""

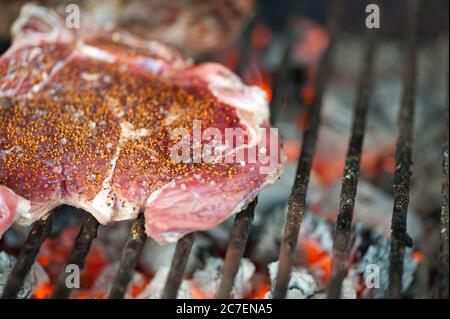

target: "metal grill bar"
[108,214,146,299]
[438,88,449,299]
[215,198,257,298]
[272,0,343,299]
[51,212,99,299]
[387,1,419,299]
[161,233,196,299]
[269,29,293,125]
[1,214,53,299]
[327,31,377,299]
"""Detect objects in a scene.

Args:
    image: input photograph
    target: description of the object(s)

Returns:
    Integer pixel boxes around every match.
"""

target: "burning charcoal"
[300,212,334,253]
[139,235,210,276]
[138,267,192,299]
[266,261,319,299]
[312,270,357,299]
[252,202,334,265]
[356,236,418,298]
[192,257,255,299]
[308,178,423,240]
[86,261,145,299]
[0,251,49,299]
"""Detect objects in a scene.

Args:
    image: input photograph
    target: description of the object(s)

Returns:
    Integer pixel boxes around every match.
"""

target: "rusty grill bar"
[107,214,146,299]
[0,0,447,300]
[272,0,343,299]
[1,214,53,299]
[438,83,449,299]
[387,1,419,299]
[51,213,99,299]
[327,30,377,299]
[216,198,257,299]
[161,232,196,299]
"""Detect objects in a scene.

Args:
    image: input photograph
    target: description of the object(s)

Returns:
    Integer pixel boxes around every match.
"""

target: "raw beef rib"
[0,5,282,243]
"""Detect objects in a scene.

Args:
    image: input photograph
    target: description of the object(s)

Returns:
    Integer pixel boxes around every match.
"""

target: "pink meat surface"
[0,5,282,243]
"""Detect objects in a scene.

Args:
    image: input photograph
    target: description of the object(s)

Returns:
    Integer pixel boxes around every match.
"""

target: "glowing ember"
[190,283,208,299]
[33,282,53,299]
[413,251,424,264]
[299,240,332,283]
[313,157,346,187]
[251,23,273,52]
[283,139,302,162]
[299,82,316,106]
[32,226,108,298]
[250,282,271,299]
[242,58,273,102]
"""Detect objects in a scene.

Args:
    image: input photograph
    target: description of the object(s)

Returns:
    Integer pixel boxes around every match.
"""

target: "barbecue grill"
[0,0,448,300]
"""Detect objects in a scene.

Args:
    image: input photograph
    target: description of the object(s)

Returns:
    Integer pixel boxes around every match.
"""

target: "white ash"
[299,212,334,253]
[265,261,318,299]
[139,241,178,274]
[192,257,255,299]
[356,236,417,298]
[308,176,423,240]
[340,270,357,299]
[138,267,193,299]
[92,261,145,299]
[320,36,446,219]
[139,235,211,275]
[0,251,49,299]
[312,270,357,299]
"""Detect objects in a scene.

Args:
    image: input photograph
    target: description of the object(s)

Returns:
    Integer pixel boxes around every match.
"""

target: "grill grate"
[1,0,447,300]
[215,198,257,298]
[272,0,343,299]
[107,214,146,299]
[161,232,196,299]
[1,214,53,299]
[51,213,99,299]
[327,29,377,299]
[438,80,449,299]
[387,1,419,298]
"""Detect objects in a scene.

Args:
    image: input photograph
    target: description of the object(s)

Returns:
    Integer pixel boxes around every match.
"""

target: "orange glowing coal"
[190,283,208,299]
[299,81,316,106]
[32,226,108,299]
[283,139,302,163]
[251,23,273,52]
[313,157,346,187]
[413,251,424,264]
[33,282,53,299]
[242,58,273,102]
[361,144,396,178]
[300,239,332,282]
[250,282,271,299]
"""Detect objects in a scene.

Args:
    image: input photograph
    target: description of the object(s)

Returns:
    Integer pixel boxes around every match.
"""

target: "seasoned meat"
[0,5,282,243]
